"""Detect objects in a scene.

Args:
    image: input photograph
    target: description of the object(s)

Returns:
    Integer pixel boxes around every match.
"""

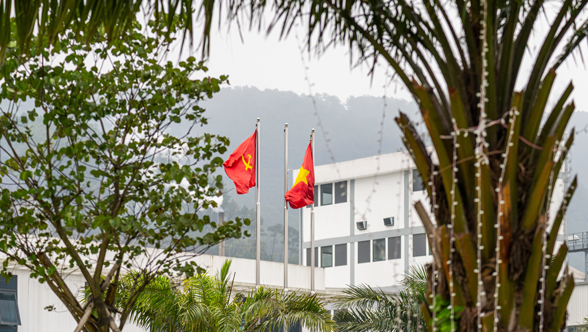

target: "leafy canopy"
[0,18,247,331]
[121,260,335,332]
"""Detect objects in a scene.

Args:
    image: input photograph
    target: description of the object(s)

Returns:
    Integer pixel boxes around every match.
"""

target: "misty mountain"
[198,86,588,270]
[196,86,417,221]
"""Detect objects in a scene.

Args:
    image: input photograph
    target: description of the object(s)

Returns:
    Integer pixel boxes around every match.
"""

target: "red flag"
[223,130,257,194]
[285,143,314,209]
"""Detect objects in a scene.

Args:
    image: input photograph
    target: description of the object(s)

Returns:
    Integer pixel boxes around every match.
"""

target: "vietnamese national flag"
[223,130,257,194]
[285,143,314,209]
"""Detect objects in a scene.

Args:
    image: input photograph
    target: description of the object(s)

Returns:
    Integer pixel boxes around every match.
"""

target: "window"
[307,185,319,208]
[373,239,386,262]
[413,234,427,257]
[288,321,302,332]
[388,237,401,260]
[358,241,370,264]
[383,217,394,226]
[335,244,347,266]
[321,246,333,268]
[314,185,318,206]
[0,276,20,329]
[334,181,347,204]
[413,169,425,192]
[306,248,318,267]
[321,184,333,205]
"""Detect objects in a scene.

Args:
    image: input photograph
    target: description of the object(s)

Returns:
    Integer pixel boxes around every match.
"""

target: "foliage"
[214,1,584,330]
[334,265,428,331]
[0,18,247,332]
[123,259,335,332]
[0,0,206,62]
[7,0,588,330]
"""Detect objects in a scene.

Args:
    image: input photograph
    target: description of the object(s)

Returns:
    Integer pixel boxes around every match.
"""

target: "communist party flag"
[285,143,314,209]
[223,130,257,194]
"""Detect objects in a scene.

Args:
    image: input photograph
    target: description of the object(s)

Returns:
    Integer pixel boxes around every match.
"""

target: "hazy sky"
[204,24,409,103]
[196,14,588,114]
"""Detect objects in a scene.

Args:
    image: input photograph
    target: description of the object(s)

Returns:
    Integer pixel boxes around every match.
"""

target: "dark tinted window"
[358,241,370,264]
[307,185,319,208]
[334,181,347,204]
[288,321,302,332]
[0,327,16,332]
[306,248,319,267]
[321,246,333,268]
[413,169,425,192]
[0,276,19,327]
[335,244,347,266]
[373,239,386,262]
[0,294,18,325]
[388,237,401,260]
[321,184,333,205]
[413,233,427,257]
[0,279,16,292]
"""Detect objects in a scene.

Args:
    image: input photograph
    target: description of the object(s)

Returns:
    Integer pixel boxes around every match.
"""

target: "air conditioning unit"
[383,217,394,227]
[356,221,367,230]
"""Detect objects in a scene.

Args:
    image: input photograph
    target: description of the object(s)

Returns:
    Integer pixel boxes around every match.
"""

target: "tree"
[0,19,247,332]
[121,259,336,331]
[213,1,581,330]
[334,265,428,332]
[9,0,587,330]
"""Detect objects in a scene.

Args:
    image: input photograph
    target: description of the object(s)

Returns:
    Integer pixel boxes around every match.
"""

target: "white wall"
[354,172,405,233]
[567,281,588,326]
[11,268,145,332]
[10,255,325,332]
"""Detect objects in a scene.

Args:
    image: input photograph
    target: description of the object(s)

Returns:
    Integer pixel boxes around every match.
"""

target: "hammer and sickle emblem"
[241,154,253,171]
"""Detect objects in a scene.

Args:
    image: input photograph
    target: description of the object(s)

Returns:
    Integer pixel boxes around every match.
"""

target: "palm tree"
[8,0,587,330]
[120,260,335,332]
[217,1,580,330]
[334,265,428,331]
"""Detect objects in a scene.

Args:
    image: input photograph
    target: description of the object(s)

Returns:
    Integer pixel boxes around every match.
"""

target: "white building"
[0,255,330,332]
[299,151,569,290]
[1,151,581,331]
[297,151,585,328]
[298,151,435,291]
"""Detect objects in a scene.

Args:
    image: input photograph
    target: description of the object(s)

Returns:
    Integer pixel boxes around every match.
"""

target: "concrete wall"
[8,268,145,332]
[567,281,588,326]
[8,255,324,332]
[300,151,567,293]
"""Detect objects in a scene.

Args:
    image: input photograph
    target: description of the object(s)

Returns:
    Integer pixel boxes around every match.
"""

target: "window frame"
[306,185,319,208]
[0,276,20,327]
[357,240,370,264]
[413,233,427,257]
[334,181,347,204]
[388,236,402,260]
[412,169,425,192]
[320,183,333,206]
[335,243,347,266]
[306,247,319,267]
[372,238,386,262]
[321,246,333,268]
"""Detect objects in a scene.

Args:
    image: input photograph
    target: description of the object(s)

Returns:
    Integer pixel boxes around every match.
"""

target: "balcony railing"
[568,232,588,252]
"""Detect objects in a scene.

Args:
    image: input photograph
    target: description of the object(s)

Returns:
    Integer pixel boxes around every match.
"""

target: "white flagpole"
[218,211,225,256]
[310,128,315,295]
[284,123,289,293]
[256,118,261,289]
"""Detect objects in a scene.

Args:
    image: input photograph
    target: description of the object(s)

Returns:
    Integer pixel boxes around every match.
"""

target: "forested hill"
[196,86,418,227]
[196,86,588,269]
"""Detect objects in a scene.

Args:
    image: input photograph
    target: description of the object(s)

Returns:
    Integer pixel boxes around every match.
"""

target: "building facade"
[299,151,568,292]
[0,255,327,332]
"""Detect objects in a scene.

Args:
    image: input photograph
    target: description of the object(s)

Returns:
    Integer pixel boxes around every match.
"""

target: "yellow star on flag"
[293,167,310,187]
